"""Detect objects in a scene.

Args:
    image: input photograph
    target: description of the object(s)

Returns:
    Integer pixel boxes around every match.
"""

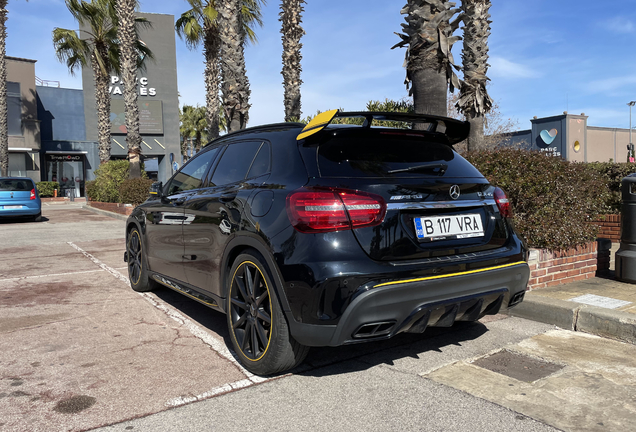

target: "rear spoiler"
[297,110,470,145]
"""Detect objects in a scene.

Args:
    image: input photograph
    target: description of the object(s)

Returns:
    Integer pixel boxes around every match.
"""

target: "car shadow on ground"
[151,285,490,378]
[0,215,48,224]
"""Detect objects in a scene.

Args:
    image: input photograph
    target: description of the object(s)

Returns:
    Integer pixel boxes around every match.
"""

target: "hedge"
[36,181,59,197]
[86,160,149,204]
[465,149,610,251]
[587,162,636,212]
[119,178,154,206]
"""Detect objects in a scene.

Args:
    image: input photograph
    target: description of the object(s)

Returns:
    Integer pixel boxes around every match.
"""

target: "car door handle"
[219,192,237,203]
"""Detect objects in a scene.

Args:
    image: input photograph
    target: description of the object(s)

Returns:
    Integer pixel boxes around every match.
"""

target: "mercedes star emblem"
[449,185,461,200]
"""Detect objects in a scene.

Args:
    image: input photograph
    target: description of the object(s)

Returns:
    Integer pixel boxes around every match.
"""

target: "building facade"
[509,112,632,163]
[6,56,41,181]
[25,11,180,198]
[80,12,180,184]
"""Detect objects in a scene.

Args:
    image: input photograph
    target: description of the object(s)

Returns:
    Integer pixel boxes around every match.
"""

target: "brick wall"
[88,201,134,216]
[527,242,600,290]
[594,215,621,242]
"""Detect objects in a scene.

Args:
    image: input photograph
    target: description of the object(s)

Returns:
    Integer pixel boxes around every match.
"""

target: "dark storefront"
[44,153,87,197]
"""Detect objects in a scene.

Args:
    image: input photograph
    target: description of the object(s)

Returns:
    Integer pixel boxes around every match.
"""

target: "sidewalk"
[509,272,636,344]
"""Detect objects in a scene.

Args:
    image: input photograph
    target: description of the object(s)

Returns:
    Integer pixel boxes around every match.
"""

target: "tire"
[226,251,309,375]
[127,227,157,292]
[31,213,42,222]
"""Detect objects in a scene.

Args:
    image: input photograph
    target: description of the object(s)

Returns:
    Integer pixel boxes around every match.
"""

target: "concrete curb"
[82,204,130,221]
[509,294,636,345]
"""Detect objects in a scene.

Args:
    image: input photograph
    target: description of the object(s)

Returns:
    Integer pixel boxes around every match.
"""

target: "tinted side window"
[167,147,220,195]
[247,142,270,179]
[210,141,262,186]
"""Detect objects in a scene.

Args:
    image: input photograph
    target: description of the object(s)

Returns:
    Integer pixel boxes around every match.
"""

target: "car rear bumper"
[287,261,529,347]
[0,202,41,217]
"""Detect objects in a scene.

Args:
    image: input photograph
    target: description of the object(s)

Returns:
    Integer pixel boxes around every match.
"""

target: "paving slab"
[0,241,247,432]
[426,329,636,432]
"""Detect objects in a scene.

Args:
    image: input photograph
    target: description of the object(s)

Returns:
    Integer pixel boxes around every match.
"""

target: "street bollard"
[616,174,636,283]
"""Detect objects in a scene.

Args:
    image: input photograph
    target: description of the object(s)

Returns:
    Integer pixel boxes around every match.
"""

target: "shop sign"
[109,76,157,96]
[46,154,83,162]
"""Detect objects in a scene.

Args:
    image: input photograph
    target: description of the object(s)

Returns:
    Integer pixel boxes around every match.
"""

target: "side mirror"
[149,181,163,199]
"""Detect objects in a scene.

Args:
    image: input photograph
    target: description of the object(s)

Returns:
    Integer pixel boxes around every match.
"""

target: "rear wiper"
[388,162,448,175]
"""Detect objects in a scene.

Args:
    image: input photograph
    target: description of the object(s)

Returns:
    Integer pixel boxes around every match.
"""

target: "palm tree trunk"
[457,0,493,151]
[411,68,448,117]
[0,1,8,177]
[218,0,250,133]
[204,28,221,140]
[91,53,112,165]
[280,0,305,122]
[117,0,142,178]
[393,0,462,118]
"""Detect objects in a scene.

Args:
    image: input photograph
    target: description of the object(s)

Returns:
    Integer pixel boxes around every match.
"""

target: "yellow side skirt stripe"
[374,261,527,288]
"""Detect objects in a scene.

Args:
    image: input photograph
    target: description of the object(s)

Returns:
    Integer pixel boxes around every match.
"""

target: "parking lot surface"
[2,205,636,432]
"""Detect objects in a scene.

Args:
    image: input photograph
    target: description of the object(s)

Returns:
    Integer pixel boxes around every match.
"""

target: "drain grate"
[472,350,564,383]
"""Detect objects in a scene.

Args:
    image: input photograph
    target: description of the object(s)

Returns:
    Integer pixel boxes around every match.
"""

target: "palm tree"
[115,0,152,178]
[180,104,208,158]
[392,0,462,117]
[280,0,305,122]
[456,0,493,151]
[176,0,262,138]
[0,1,8,176]
[53,0,150,165]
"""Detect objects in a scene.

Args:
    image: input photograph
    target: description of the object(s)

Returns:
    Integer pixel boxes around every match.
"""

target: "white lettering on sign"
[108,75,157,97]
[540,147,561,157]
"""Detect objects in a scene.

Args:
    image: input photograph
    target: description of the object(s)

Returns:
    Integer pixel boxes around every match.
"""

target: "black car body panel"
[126,118,529,353]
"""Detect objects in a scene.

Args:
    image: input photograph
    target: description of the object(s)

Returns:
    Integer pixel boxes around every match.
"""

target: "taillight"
[494,187,512,218]
[286,188,386,233]
[30,189,36,200]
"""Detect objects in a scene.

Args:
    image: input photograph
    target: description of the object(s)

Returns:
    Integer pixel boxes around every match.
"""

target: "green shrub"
[465,149,610,251]
[85,160,147,203]
[36,181,59,197]
[119,178,154,206]
[587,162,636,212]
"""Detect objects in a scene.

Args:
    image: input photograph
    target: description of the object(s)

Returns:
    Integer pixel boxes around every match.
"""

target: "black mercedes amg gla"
[124,111,529,375]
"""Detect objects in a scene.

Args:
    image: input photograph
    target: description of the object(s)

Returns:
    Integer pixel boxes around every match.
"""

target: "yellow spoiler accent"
[374,261,528,288]
[297,109,339,140]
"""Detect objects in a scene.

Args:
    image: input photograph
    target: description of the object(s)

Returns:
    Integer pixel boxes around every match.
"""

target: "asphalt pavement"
[1,202,635,432]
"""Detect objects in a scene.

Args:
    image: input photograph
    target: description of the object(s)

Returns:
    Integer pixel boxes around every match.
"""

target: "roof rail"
[35,77,61,88]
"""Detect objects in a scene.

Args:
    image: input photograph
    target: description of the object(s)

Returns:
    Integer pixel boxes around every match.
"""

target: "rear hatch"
[308,128,509,262]
[0,178,35,207]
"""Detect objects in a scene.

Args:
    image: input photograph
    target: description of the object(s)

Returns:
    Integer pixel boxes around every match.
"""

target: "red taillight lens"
[286,188,386,233]
[494,187,512,218]
[30,189,36,200]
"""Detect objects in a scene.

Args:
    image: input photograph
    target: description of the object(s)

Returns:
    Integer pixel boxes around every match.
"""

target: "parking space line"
[66,241,270,401]
[0,268,105,283]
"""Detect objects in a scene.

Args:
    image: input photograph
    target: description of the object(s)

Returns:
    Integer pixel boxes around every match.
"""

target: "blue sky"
[6,0,636,130]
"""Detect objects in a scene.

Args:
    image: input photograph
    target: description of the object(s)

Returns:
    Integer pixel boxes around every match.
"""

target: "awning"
[46,151,88,154]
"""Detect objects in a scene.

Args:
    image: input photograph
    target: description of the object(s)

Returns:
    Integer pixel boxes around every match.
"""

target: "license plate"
[3,205,22,209]
[415,213,484,241]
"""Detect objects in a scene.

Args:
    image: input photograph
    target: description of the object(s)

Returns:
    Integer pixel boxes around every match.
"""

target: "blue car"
[0,177,42,222]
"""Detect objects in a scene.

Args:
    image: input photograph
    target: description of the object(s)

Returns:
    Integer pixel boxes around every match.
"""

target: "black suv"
[125,111,529,375]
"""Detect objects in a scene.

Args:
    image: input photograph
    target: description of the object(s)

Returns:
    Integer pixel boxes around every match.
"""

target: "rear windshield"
[317,134,483,178]
[0,179,34,191]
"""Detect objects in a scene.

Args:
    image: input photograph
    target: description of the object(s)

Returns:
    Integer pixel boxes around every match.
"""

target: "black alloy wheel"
[226,252,309,375]
[127,227,155,292]
[229,260,272,361]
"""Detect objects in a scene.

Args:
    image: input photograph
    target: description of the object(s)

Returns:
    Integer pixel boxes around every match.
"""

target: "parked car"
[0,177,42,222]
[124,111,529,375]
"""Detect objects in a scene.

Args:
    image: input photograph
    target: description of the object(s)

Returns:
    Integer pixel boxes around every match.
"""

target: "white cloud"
[489,56,541,79]
[602,17,635,34]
